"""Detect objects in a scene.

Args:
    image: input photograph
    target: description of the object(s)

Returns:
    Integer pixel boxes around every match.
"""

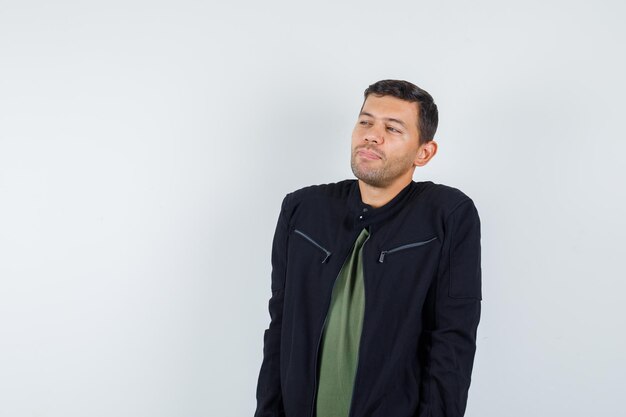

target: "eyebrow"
[359,111,408,128]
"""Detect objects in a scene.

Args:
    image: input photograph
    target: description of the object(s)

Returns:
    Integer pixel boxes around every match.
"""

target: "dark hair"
[362,79,438,144]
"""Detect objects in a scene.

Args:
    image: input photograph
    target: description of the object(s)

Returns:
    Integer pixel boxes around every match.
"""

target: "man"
[254,79,482,417]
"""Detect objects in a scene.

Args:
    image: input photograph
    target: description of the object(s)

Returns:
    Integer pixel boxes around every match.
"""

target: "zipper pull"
[378,251,388,263]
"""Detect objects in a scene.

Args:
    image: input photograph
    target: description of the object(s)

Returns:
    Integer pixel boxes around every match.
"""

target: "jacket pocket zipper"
[294,229,332,263]
[378,236,438,263]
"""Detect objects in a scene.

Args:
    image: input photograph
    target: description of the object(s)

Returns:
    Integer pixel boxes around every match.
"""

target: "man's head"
[351,79,438,189]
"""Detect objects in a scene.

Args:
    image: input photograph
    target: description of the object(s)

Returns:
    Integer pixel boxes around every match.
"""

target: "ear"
[414,140,438,167]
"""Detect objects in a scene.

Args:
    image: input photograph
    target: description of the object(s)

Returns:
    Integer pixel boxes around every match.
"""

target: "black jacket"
[254,179,482,417]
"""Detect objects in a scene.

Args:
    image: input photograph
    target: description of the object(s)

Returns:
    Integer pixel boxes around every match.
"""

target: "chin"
[353,170,388,188]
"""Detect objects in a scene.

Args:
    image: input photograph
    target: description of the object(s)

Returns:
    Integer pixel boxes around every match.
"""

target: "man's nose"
[364,123,384,144]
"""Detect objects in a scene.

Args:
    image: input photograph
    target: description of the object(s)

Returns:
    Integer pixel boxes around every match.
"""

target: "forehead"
[361,95,419,125]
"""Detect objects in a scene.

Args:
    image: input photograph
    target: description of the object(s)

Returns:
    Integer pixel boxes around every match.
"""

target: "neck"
[358,176,413,208]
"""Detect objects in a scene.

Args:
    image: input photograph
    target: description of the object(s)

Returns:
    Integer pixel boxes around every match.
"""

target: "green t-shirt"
[315,227,370,417]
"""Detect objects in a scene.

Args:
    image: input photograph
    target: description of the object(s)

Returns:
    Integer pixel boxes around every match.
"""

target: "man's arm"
[418,198,482,417]
[254,195,290,417]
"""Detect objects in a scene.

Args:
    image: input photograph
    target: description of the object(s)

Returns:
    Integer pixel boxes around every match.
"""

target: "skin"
[350,94,438,208]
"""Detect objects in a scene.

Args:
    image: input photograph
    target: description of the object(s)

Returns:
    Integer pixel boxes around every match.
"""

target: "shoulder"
[282,179,355,208]
[415,180,479,217]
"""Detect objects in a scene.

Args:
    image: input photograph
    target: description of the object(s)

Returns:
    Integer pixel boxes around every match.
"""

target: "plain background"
[1,0,625,416]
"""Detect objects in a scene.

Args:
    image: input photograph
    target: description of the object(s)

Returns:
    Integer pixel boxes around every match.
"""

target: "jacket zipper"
[294,229,332,263]
[378,236,438,263]
[309,230,369,417]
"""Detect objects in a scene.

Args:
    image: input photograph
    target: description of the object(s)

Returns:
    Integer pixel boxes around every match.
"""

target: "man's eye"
[387,126,400,133]
[359,120,370,126]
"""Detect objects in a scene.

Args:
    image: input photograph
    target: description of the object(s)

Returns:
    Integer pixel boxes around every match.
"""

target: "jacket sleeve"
[417,198,482,417]
[254,195,291,417]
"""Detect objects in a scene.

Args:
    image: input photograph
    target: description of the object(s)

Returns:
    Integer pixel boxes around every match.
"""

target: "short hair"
[361,79,438,145]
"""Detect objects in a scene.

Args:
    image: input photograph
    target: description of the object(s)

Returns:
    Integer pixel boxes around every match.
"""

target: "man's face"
[351,94,422,188]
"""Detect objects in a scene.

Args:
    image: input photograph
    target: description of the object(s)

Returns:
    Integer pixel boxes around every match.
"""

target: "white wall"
[1,1,624,416]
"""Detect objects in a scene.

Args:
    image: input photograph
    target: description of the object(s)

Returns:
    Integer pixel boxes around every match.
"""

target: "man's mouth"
[356,149,382,160]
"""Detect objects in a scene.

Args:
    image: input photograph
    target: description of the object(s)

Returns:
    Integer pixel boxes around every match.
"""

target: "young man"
[254,80,482,417]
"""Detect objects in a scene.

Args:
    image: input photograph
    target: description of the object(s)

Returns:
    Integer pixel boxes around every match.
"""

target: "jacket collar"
[347,179,417,228]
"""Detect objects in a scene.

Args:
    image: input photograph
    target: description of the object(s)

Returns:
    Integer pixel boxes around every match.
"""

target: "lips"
[356,148,382,160]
